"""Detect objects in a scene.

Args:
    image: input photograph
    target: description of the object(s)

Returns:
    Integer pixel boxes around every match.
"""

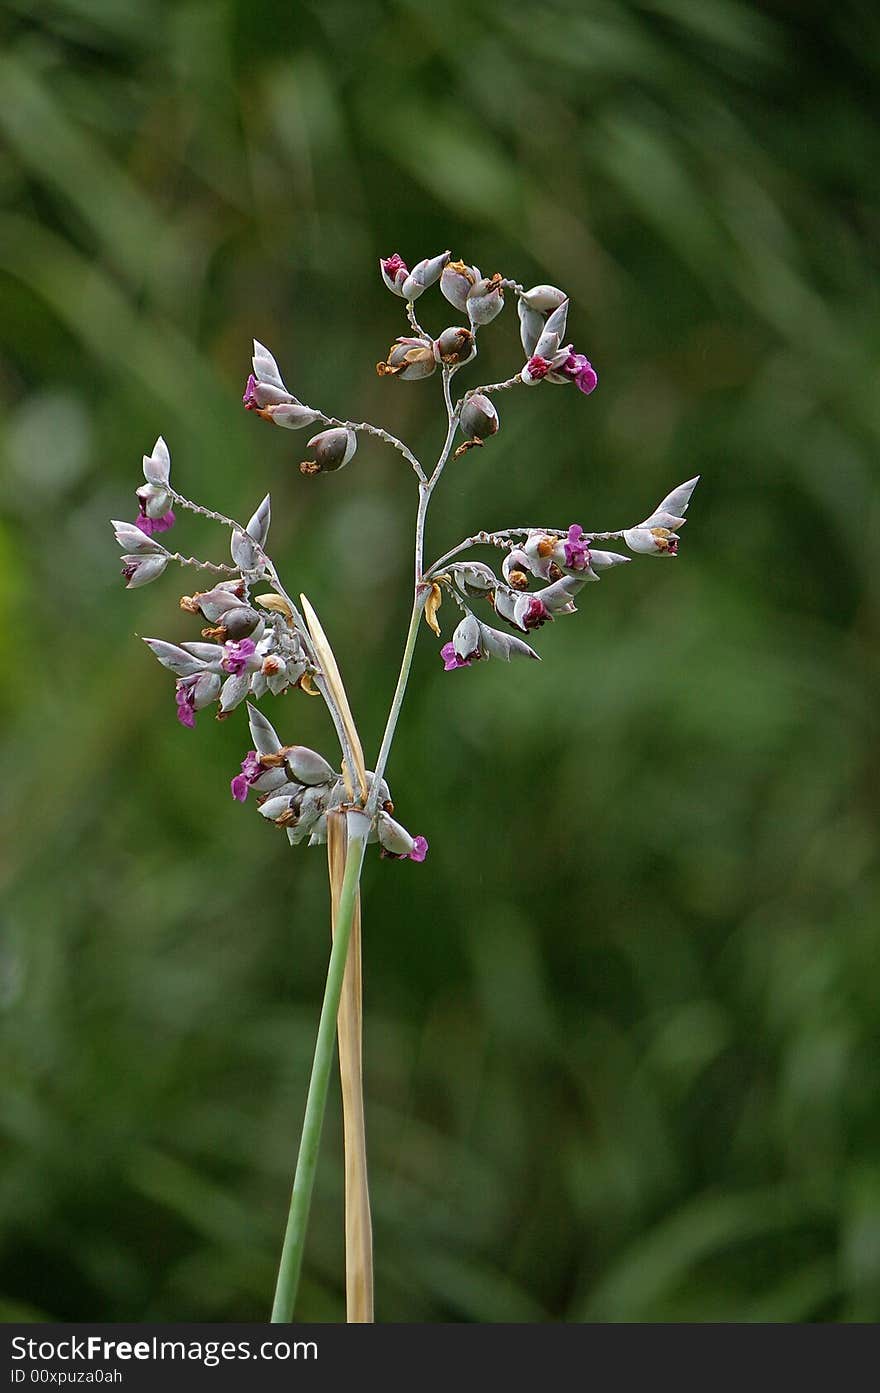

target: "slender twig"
[166,553,238,574]
[405,300,432,343]
[316,413,425,482]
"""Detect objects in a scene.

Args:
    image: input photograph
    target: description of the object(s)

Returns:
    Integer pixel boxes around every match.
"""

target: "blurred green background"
[2,0,879,1323]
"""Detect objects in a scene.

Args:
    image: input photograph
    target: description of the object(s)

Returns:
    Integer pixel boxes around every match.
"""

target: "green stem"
[270,813,369,1322]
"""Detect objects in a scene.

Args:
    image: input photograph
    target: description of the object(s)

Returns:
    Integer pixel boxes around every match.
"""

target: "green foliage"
[1,0,879,1322]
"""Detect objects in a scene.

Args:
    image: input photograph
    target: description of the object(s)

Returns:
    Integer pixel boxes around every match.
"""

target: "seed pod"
[300,427,357,475]
[285,746,336,786]
[460,393,499,440]
[401,250,450,301]
[466,274,504,325]
[121,554,168,588]
[377,337,437,381]
[519,285,568,312]
[433,326,475,366]
[451,614,483,664]
[220,606,261,640]
[478,623,540,662]
[247,701,282,756]
[143,638,207,676]
[518,300,544,357]
[440,259,479,311]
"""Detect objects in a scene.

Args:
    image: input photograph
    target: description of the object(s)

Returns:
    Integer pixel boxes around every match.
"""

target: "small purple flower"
[409,836,429,863]
[382,253,407,279]
[440,641,473,671]
[242,373,260,410]
[135,509,175,536]
[175,681,197,728]
[231,749,262,802]
[563,524,591,571]
[559,349,598,395]
[522,597,550,630]
[222,638,256,675]
[524,354,552,381]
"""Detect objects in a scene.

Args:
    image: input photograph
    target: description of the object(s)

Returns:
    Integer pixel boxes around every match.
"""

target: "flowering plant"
[112,249,698,1322]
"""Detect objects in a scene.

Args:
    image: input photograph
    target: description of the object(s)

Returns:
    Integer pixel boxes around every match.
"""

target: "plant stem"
[270,812,369,1323]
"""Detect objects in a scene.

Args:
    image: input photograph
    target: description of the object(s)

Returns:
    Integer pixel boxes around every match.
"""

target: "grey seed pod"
[300,427,357,475]
[121,554,168,588]
[250,765,290,793]
[136,482,172,520]
[537,574,587,612]
[285,746,336,786]
[479,623,540,662]
[377,338,437,382]
[221,606,261,640]
[112,520,166,554]
[466,274,504,326]
[518,300,544,357]
[142,436,171,486]
[189,671,222,710]
[492,587,520,627]
[258,795,294,822]
[247,701,282,755]
[266,402,322,430]
[180,641,225,665]
[452,560,499,593]
[231,528,259,571]
[440,260,480,311]
[502,549,533,589]
[451,614,483,663]
[219,671,251,714]
[246,494,271,547]
[459,393,499,440]
[181,583,246,623]
[376,811,415,858]
[401,250,450,301]
[433,326,475,366]
[143,638,207,676]
[588,549,631,572]
[249,672,268,699]
[519,285,568,312]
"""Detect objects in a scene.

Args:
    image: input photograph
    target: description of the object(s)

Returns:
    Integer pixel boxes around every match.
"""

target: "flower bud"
[452,614,482,663]
[300,427,357,475]
[466,274,504,325]
[519,285,568,312]
[588,549,630,573]
[440,259,479,311]
[535,575,587,614]
[219,671,251,715]
[136,481,172,520]
[376,337,437,381]
[451,560,499,593]
[401,250,450,301]
[518,300,544,357]
[120,554,168,588]
[231,528,259,571]
[246,494,271,547]
[376,811,428,862]
[459,393,499,441]
[142,436,171,486]
[433,326,475,367]
[113,519,165,554]
[379,253,409,296]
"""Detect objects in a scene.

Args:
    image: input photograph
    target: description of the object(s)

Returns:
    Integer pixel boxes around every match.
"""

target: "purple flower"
[382,253,407,279]
[409,836,429,863]
[175,681,197,728]
[231,749,262,802]
[524,354,552,382]
[522,597,550,630]
[563,524,591,571]
[222,638,256,675]
[440,641,473,671]
[558,348,598,395]
[135,509,175,536]
[242,373,260,410]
